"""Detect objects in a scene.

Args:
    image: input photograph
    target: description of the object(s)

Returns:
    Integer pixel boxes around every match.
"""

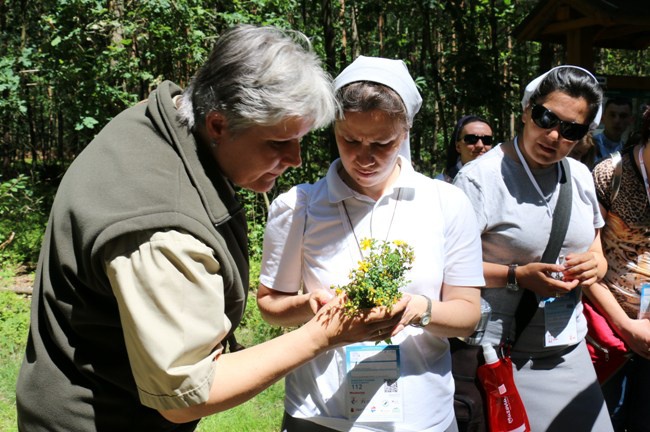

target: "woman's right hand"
[517,262,579,298]
[304,294,411,348]
[619,317,650,359]
[308,289,336,315]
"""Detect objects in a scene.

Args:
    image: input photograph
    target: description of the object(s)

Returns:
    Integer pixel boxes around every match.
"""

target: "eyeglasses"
[462,134,493,145]
[531,104,589,141]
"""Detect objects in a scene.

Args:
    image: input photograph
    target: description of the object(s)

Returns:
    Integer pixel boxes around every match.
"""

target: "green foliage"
[0,175,51,267]
[0,55,27,115]
[595,48,650,77]
[240,189,270,262]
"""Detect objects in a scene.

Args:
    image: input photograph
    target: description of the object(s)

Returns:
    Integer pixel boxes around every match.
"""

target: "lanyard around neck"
[341,188,402,259]
[638,145,650,205]
[514,137,560,218]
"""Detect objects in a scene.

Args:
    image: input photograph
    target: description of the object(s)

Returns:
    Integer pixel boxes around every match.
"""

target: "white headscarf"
[334,55,423,161]
[520,65,602,130]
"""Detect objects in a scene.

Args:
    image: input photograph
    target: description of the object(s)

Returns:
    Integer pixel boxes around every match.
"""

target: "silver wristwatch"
[411,295,432,327]
[506,264,519,291]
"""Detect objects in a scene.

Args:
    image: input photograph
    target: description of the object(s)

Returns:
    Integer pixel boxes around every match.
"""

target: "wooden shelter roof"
[514,0,650,50]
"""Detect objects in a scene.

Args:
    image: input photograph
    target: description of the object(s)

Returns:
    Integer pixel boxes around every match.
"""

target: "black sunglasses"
[531,104,589,141]
[462,134,493,145]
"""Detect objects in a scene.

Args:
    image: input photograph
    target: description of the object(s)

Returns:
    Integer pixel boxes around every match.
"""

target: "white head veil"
[520,65,602,130]
[333,55,423,161]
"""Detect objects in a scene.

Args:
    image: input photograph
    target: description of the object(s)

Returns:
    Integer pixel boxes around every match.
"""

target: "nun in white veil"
[334,55,422,161]
[257,55,485,432]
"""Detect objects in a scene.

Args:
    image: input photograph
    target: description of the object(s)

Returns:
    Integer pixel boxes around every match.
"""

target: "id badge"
[639,283,650,320]
[345,345,403,422]
[543,290,578,347]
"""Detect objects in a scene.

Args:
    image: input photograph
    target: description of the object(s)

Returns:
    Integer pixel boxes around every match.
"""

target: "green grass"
[197,381,284,431]
[0,290,30,432]
[0,287,286,431]
[0,354,22,432]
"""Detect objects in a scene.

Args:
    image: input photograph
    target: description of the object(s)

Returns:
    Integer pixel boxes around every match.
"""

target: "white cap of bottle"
[482,344,499,365]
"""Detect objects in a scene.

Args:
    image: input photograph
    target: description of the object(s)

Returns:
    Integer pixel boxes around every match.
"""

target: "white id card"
[345,345,403,422]
[543,290,578,347]
[639,283,650,320]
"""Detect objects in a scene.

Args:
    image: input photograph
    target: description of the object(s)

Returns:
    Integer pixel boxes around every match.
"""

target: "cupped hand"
[562,252,600,287]
[307,294,411,348]
[517,262,579,298]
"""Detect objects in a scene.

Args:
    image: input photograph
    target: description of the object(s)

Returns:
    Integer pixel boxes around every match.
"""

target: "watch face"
[506,283,519,292]
[421,314,431,326]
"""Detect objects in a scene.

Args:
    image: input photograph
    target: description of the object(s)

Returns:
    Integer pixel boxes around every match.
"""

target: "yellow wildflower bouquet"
[335,238,415,314]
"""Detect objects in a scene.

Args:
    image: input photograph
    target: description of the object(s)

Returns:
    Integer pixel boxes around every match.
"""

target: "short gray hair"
[178,25,337,132]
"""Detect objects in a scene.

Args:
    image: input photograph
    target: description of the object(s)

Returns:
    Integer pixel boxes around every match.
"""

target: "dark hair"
[444,115,491,170]
[529,67,603,126]
[336,81,409,128]
[569,131,596,170]
[604,97,633,111]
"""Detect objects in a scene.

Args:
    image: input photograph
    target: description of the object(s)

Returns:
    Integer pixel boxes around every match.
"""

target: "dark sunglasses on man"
[462,134,493,145]
[531,104,590,141]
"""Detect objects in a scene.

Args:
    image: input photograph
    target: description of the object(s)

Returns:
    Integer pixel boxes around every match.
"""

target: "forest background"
[1,0,649,430]
[2,0,650,272]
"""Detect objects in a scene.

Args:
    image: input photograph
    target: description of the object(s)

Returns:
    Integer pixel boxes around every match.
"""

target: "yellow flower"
[358,261,369,273]
[360,238,373,251]
[333,237,414,317]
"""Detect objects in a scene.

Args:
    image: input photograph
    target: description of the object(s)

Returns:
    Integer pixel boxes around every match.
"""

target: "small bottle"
[459,298,491,345]
[550,255,566,281]
[477,344,531,432]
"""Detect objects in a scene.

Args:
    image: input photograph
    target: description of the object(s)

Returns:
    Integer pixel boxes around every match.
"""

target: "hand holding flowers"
[334,238,414,314]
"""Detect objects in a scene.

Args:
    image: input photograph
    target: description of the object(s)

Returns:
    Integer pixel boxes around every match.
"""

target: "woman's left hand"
[562,252,600,287]
[396,294,428,329]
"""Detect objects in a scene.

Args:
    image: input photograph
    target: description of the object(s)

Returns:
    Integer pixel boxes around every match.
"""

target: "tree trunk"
[350,0,360,59]
[321,0,336,76]
[339,0,347,66]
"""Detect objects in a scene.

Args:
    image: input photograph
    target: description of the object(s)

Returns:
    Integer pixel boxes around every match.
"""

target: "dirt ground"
[1,267,34,295]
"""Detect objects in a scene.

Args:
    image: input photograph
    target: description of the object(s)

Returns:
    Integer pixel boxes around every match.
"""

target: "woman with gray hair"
[16,25,410,432]
[454,66,613,430]
[258,55,485,432]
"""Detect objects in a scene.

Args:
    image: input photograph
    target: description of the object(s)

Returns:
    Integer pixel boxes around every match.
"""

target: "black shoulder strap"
[513,158,572,344]
[540,158,572,264]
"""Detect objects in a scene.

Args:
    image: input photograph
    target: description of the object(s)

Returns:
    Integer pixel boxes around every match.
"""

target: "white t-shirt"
[261,157,485,432]
[454,143,605,353]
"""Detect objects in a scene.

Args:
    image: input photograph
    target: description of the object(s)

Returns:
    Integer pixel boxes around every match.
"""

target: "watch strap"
[507,264,518,290]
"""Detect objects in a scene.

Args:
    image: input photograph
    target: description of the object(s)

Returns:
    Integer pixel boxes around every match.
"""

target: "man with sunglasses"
[454,65,614,431]
[593,97,633,164]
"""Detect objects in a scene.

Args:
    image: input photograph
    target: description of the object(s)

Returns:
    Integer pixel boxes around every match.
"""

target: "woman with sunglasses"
[454,66,614,431]
[437,115,493,182]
